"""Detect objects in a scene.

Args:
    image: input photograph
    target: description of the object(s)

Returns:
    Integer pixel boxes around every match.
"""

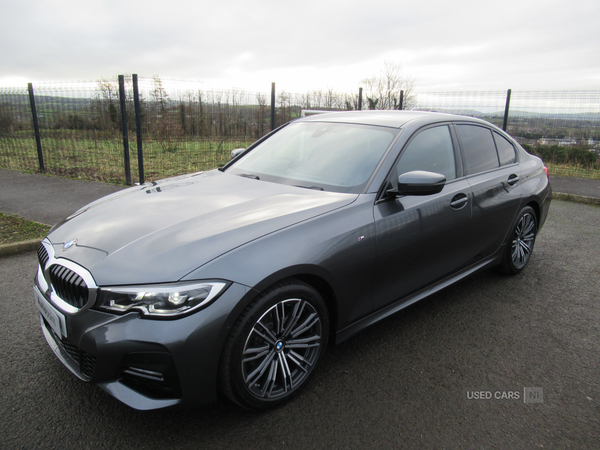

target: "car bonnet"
[46,170,357,285]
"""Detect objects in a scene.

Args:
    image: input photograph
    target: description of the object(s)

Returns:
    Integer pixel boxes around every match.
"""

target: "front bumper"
[35,272,253,410]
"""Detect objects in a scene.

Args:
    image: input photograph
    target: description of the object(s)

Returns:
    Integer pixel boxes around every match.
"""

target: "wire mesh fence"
[506,90,600,144]
[0,81,124,181]
[0,79,267,183]
[413,90,600,144]
[122,76,269,182]
[0,86,39,173]
[413,90,509,127]
[1,77,599,184]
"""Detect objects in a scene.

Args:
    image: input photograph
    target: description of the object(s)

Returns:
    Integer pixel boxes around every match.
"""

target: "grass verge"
[0,213,50,245]
[545,163,600,180]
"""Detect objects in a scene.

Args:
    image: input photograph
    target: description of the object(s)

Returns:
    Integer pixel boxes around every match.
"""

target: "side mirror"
[230,148,245,159]
[388,170,446,196]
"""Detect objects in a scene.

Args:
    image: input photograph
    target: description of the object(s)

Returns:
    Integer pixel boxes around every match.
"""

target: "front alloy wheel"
[220,280,329,410]
[242,298,322,400]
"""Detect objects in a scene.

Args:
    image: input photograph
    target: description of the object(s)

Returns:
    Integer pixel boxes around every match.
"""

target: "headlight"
[97,281,229,318]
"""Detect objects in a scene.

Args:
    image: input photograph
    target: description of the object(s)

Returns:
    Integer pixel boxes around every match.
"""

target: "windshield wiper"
[238,173,260,180]
[295,185,324,191]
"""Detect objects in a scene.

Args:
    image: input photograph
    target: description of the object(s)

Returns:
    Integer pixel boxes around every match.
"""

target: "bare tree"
[324,88,336,110]
[361,61,415,110]
[94,78,120,130]
[255,93,268,137]
[277,91,292,124]
[150,75,169,115]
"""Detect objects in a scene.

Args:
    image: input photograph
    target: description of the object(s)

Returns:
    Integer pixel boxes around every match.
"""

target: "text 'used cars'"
[34,111,551,410]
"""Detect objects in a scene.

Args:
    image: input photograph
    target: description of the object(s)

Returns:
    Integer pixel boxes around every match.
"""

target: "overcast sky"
[1,0,598,94]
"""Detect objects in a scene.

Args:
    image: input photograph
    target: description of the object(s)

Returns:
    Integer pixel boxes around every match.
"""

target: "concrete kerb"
[1,191,597,259]
[552,192,600,207]
[0,239,42,257]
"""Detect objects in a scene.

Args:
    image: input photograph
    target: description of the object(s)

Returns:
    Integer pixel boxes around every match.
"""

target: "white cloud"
[0,0,599,92]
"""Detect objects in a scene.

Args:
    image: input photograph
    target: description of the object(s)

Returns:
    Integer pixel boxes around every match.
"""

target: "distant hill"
[415,107,600,121]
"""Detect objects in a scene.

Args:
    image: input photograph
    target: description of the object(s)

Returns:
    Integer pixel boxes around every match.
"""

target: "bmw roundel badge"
[63,239,78,250]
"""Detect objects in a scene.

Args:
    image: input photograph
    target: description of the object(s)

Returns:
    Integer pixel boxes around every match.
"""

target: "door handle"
[450,193,469,209]
[507,174,520,186]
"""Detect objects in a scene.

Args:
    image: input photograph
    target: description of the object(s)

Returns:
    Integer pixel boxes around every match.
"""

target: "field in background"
[1,79,599,184]
[0,133,253,183]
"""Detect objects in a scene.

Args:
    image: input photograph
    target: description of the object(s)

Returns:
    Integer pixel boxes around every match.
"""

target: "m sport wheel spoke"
[511,213,536,269]
[242,299,322,400]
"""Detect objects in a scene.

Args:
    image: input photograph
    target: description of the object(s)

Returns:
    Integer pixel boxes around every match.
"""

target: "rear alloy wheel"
[220,280,329,410]
[500,206,538,274]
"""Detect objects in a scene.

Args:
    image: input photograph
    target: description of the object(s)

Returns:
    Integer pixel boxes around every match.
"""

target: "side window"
[456,125,499,174]
[395,125,456,181]
[493,131,516,166]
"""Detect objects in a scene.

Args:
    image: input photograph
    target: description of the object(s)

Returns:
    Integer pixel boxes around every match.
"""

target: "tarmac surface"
[0,169,124,226]
[0,168,599,448]
[551,175,600,199]
[1,199,599,449]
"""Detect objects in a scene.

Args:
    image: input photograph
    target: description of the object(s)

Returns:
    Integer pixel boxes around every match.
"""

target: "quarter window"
[395,125,456,181]
[493,132,517,166]
[456,125,499,174]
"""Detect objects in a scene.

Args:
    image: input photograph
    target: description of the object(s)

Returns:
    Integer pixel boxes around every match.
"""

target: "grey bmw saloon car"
[34,110,551,411]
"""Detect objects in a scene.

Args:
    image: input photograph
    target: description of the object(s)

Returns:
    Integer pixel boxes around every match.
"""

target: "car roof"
[297,110,474,128]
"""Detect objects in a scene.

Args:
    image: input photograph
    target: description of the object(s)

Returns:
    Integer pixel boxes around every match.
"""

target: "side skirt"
[335,252,503,344]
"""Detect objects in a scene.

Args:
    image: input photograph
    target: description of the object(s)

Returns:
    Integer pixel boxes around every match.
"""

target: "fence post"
[27,83,45,172]
[502,89,512,132]
[398,90,404,110]
[358,87,363,111]
[132,74,144,184]
[270,82,276,131]
[118,75,132,185]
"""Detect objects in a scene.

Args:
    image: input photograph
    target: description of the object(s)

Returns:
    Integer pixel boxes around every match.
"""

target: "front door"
[373,124,473,310]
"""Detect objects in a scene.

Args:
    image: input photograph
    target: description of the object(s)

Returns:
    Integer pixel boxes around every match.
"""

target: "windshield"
[226,121,398,193]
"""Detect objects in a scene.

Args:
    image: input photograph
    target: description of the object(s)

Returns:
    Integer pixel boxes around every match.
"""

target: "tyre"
[500,206,538,274]
[219,279,329,410]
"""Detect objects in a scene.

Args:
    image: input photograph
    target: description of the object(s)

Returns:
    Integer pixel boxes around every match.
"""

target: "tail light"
[543,166,549,179]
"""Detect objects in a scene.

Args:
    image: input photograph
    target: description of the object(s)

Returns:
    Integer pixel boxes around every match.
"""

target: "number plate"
[34,287,67,338]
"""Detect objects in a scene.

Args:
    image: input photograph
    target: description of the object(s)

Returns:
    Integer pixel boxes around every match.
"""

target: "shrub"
[530,145,599,168]
[0,113,13,134]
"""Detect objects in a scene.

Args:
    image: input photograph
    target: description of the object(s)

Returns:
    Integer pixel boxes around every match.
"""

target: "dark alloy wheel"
[500,206,538,274]
[219,279,329,410]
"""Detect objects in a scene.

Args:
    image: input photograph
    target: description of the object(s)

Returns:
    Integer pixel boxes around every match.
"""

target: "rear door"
[454,124,522,263]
